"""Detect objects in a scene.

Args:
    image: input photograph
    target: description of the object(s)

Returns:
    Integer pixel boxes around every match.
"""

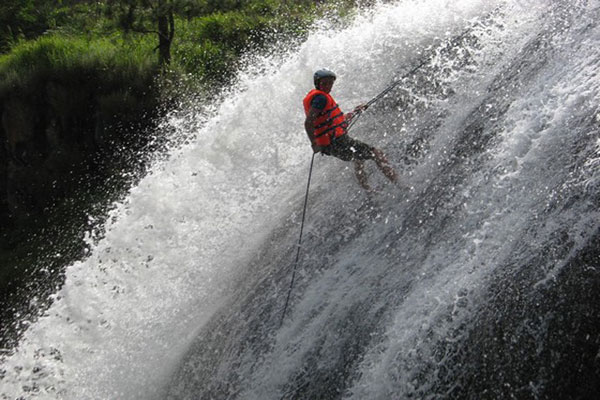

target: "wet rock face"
[0,81,159,229]
[1,96,51,224]
[1,96,81,226]
[434,232,600,400]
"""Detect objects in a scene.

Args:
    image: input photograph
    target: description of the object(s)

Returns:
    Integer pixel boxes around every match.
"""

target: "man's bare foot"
[383,166,397,184]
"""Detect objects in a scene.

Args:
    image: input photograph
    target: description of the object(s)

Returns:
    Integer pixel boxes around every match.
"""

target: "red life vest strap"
[314,121,348,139]
[303,89,347,146]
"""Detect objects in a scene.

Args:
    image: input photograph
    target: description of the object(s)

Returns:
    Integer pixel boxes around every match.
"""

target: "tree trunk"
[157,0,174,66]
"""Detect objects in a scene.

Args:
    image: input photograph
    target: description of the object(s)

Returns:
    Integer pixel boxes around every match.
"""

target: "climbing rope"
[346,56,430,131]
[280,152,316,326]
[347,18,485,131]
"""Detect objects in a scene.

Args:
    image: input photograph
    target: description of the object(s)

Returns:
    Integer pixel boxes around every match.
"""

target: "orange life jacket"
[303,89,347,146]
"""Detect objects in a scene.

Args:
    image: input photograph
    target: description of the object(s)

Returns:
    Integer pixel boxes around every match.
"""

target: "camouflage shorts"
[322,134,375,161]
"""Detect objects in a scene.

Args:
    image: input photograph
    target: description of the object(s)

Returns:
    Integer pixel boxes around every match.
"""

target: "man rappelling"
[303,69,398,191]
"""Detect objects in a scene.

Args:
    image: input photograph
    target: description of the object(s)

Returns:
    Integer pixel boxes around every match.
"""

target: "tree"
[0,0,55,52]
[111,0,175,67]
[156,0,175,66]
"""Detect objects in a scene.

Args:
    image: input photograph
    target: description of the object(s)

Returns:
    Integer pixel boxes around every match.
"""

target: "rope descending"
[280,153,316,327]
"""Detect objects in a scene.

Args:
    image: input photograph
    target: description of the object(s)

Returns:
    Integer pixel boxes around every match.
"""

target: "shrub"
[0,34,157,98]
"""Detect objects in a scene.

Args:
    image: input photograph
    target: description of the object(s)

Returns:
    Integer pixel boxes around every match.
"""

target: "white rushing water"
[2,0,600,399]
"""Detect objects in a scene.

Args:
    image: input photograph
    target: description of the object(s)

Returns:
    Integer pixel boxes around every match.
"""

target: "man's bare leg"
[373,148,397,183]
[354,160,372,191]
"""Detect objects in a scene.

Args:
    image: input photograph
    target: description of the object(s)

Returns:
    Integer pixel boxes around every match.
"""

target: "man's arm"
[345,104,368,122]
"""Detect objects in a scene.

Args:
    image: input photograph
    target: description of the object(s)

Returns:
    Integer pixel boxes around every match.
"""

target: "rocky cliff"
[0,75,161,230]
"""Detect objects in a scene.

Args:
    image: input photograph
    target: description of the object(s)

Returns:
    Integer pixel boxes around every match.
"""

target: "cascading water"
[2,0,600,399]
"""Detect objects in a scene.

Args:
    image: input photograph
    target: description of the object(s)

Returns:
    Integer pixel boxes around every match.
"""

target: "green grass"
[0,33,158,98]
[0,0,357,96]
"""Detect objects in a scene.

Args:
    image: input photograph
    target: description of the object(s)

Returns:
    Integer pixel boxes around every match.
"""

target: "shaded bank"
[0,36,164,347]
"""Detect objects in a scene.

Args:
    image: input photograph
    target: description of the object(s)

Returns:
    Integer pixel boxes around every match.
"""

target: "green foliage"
[1,0,49,51]
[0,34,157,97]
[0,0,354,92]
[0,1,108,52]
[173,11,267,84]
[175,0,279,17]
[171,1,319,86]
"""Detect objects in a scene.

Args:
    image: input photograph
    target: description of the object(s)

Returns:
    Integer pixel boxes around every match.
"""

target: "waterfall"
[2,0,600,399]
